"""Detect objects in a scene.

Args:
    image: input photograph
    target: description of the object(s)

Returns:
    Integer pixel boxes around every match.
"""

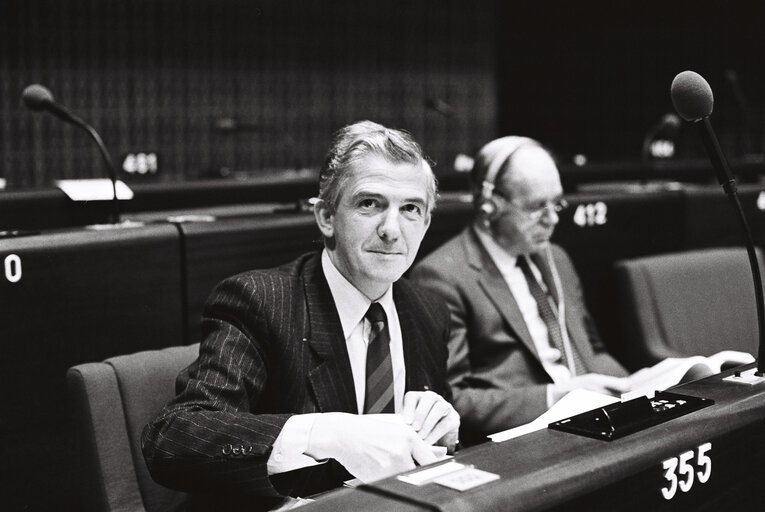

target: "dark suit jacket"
[410,227,626,444]
[141,252,451,511]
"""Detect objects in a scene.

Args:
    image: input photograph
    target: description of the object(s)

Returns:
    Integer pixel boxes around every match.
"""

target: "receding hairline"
[500,145,558,188]
[496,146,561,204]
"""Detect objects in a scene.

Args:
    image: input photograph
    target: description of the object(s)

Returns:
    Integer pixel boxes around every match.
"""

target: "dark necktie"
[363,302,395,413]
[517,255,587,376]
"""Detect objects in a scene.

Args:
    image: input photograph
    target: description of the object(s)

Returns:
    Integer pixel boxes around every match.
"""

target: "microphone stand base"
[722,368,765,386]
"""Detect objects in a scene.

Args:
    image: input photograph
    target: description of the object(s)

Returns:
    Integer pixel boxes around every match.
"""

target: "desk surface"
[302,365,765,511]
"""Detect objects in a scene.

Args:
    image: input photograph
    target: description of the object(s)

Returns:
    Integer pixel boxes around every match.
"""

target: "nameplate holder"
[56,179,134,201]
[548,391,713,441]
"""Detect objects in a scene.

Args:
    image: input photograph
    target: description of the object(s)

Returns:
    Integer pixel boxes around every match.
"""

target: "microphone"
[23,84,83,125]
[671,70,765,376]
[22,84,122,224]
[671,71,736,192]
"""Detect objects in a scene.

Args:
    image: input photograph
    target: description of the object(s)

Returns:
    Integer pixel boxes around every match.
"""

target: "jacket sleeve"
[141,274,294,498]
[410,260,549,440]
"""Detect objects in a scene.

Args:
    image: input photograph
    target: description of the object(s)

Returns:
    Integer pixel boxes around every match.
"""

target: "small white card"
[433,467,500,492]
[397,461,466,486]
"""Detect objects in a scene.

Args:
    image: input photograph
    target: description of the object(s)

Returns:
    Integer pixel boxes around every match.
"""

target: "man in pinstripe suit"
[142,121,459,511]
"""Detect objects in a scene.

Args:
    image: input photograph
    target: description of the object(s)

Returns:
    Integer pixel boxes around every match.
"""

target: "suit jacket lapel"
[301,254,358,414]
[464,227,542,363]
[395,282,439,394]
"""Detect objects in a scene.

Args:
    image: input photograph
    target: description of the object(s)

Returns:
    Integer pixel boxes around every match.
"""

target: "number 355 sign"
[661,442,712,500]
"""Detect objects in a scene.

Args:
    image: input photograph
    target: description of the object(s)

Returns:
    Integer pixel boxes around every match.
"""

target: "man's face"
[316,155,432,299]
[490,146,563,256]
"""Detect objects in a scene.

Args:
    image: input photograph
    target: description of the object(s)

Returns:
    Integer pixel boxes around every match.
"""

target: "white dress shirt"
[266,249,406,474]
[475,229,572,405]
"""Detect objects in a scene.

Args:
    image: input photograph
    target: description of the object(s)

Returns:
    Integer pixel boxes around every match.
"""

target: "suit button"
[243,445,253,455]
[232,445,241,455]
[222,444,233,455]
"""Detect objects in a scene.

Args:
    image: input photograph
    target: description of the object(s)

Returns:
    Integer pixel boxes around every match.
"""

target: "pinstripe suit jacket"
[141,251,451,511]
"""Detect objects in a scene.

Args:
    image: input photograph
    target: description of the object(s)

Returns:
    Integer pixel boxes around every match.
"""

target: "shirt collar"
[321,249,394,339]
[474,227,518,275]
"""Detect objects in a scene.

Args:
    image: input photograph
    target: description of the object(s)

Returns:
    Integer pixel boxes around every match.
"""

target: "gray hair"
[318,120,437,212]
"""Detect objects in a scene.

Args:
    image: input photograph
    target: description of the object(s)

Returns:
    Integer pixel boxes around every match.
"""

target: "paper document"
[488,389,619,442]
[620,350,754,400]
[489,350,754,443]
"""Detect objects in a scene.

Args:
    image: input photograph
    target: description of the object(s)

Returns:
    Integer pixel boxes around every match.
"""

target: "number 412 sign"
[661,442,712,500]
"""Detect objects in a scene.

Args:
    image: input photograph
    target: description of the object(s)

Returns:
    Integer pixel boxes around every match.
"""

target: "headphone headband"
[478,136,539,201]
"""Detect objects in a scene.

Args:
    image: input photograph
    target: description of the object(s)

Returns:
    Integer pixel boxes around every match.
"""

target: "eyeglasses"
[495,193,568,220]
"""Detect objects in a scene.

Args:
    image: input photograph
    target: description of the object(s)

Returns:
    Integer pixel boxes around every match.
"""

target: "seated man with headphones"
[410,136,628,445]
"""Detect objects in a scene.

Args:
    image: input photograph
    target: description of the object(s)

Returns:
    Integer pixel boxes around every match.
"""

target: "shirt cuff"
[546,384,555,409]
[267,413,325,475]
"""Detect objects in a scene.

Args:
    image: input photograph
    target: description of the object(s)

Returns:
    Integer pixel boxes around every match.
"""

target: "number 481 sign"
[661,442,712,500]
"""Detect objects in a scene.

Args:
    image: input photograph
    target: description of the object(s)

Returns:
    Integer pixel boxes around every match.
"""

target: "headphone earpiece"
[474,136,538,227]
[478,180,502,222]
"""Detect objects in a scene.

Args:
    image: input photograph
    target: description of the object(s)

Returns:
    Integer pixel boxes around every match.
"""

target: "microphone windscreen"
[670,71,714,122]
[22,84,55,111]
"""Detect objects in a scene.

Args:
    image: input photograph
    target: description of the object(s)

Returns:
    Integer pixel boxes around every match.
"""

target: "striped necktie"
[517,255,587,376]
[363,302,395,414]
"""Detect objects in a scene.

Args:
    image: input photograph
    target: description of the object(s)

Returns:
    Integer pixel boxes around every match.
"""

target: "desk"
[302,365,765,511]
[0,224,184,510]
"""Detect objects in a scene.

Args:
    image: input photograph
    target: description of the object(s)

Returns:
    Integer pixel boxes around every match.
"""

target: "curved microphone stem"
[68,112,121,224]
[728,191,765,376]
[697,118,765,374]
[699,118,737,194]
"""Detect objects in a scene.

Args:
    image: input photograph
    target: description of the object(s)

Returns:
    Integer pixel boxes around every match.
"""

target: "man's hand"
[402,391,460,450]
[305,413,438,483]
[549,373,629,405]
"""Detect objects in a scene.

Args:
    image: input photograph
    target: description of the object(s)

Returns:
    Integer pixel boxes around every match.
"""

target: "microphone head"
[22,84,55,111]
[670,71,714,122]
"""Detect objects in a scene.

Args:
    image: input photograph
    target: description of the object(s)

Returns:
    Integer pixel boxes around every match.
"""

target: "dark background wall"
[3,1,764,193]
[0,0,497,188]
[498,1,765,164]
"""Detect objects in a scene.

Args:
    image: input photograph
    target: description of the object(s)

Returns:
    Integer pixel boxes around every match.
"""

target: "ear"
[313,198,334,238]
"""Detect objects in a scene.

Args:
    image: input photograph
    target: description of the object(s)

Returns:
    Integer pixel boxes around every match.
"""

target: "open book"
[619,350,754,400]
[489,350,754,443]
